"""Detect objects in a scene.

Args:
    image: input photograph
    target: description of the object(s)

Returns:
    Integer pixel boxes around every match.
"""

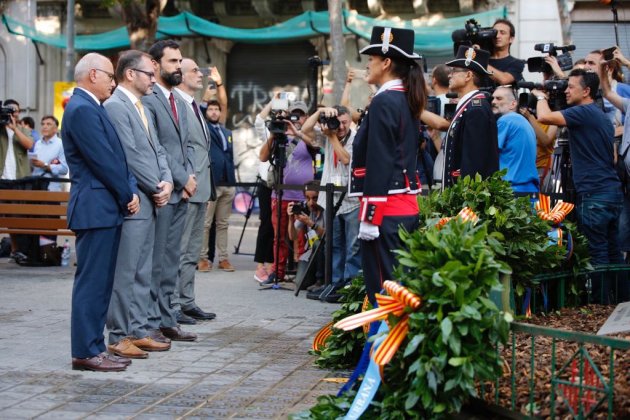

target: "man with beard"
[200,67,237,273]
[142,40,198,342]
[104,50,173,358]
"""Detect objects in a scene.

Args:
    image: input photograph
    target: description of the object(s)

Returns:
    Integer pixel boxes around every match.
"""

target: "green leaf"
[448,357,468,366]
[440,318,453,344]
[403,333,425,357]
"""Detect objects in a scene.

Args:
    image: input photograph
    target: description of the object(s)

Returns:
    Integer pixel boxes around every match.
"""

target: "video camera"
[291,201,310,216]
[527,43,576,73]
[451,19,497,55]
[425,95,457,120]
[517,79,569,112]
[0,101,14,126]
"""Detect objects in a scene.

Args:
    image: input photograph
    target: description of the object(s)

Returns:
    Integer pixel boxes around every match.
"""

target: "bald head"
[74,53,110,82]
[178,58,204,95]
[74,53,116,102]
[491,86,517,115]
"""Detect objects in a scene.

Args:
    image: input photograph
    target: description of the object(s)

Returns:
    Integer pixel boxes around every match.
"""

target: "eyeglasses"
[132,68,155,78]
[93,68,115,82]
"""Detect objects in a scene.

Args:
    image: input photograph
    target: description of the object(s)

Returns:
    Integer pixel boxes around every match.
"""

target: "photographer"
[442,46,499,189]
[301,105,361,301]
[487,19,525,87]
[287,181,326,293]
[535,69,623,302]
[1,99,35,263]
[259,100,315,285]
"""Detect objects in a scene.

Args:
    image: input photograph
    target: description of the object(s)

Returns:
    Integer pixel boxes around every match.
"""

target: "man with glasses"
[103,50,174,359]
[172,58,216,322]
[62,53,140,372]
[442,46,499,189]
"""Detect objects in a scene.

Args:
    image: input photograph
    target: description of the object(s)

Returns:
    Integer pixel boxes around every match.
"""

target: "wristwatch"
[536,96,546,101]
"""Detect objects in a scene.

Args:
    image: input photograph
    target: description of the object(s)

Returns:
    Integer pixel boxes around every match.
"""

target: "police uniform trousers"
[360,214,419,305]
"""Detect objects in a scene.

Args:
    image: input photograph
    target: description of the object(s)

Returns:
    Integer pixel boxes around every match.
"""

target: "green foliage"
[310,277,369,369]
[419,172,589,291]
[301,221,512,419]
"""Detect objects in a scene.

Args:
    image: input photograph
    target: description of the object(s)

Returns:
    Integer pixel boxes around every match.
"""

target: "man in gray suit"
[143,40,197,342]
[104,50,174,358]
[173,58,217,322]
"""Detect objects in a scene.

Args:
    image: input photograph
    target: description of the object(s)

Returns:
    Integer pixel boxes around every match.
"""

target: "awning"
[2,7,506,56]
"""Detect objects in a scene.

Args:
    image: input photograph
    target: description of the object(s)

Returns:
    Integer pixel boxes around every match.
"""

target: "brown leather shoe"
[132,336,171,352]
[160,326,197,342]
[148,328,171,344]
[72,354,127,372]
[107,337,149,359]
[218,259,235,272]
[197,258,212,272]
[104,352,132,366]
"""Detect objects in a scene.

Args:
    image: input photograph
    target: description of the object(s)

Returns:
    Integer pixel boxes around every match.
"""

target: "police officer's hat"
[360,26,421,61]
[446,46,493,75]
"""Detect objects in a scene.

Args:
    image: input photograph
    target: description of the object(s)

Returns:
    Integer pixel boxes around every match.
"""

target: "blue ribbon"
[343,321,389,420]
[337,320,380,396]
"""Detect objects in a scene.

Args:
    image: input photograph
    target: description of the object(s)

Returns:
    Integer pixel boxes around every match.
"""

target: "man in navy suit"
[61,53,140,372]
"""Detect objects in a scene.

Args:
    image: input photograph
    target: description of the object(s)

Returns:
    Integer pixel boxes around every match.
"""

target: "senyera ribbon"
[334,281,422,366]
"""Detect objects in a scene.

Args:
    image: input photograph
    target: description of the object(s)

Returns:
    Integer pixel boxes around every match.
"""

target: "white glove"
[358,221,380,241]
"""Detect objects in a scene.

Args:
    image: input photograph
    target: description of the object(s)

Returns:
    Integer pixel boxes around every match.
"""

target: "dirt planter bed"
[480,305,630,418]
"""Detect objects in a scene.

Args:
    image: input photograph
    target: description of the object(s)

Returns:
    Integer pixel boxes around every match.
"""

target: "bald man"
[61,53,140,372]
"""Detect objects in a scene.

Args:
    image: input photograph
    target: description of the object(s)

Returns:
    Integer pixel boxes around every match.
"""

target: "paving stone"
[0,408,50,418]
[32,411,85,420]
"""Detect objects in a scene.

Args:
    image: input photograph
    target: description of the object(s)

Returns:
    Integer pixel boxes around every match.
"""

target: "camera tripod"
[233,177,261,256]
[260,131,292,291]
[542,129,576,206]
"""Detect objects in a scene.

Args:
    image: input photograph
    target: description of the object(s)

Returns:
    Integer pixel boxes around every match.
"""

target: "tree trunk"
[121,0,161,51]
[328,0,346,105]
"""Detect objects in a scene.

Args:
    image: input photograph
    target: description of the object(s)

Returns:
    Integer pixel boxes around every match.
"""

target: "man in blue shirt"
[491,86,538,195]
[535,69,623,303]
[31,115,68,192]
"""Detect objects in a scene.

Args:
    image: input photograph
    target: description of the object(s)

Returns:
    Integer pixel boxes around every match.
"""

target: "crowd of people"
[2,18,630,372]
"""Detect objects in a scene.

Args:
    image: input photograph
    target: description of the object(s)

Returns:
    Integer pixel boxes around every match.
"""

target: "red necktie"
[169,92,179,125]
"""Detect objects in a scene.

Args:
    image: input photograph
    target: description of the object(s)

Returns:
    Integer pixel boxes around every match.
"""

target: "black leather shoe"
[160,326,197,342]
[306,285,328,300]
[183,306,216,320]
[176,310,197,325]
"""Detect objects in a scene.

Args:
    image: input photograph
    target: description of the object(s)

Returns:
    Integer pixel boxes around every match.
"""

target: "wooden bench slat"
[0,204,67,216]
[0,217,68,230]
[0,190,70,202]
[0,229,74,236]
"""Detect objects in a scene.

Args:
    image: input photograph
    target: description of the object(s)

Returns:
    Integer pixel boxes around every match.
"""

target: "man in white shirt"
[31,115,68,192]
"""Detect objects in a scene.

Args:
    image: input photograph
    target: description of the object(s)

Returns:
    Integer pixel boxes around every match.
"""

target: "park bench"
[0,189,73,237]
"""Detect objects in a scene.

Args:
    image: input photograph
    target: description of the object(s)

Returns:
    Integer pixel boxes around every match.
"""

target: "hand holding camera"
[318,107,340,132]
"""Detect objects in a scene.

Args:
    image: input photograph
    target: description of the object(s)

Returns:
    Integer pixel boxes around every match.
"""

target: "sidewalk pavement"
[0,217,342,419]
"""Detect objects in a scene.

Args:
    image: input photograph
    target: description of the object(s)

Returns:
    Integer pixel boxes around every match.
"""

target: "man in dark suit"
[104,50,174,359]
[442,46,499,189]
[142,40,197,342]
[62,53,140,372]
[173,58,216,322]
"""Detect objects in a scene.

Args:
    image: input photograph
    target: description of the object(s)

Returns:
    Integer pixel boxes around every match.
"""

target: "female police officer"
[349,26,426,303]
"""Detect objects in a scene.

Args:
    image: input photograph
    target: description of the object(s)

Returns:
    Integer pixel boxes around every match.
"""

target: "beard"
[161,69,183,87]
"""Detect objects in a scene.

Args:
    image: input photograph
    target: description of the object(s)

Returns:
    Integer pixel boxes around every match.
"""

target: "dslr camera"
[318,114,340,130]
[291,201,310,216]
[267,111,289,135]
[451,19,497,55]
[0,101,14,126]
[527,43,576,73]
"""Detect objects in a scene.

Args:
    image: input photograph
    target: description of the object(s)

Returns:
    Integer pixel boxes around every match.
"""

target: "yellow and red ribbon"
[535,194,574,225]
[312,321,334,351]
[334,281,422,367]
[436,207,479,229]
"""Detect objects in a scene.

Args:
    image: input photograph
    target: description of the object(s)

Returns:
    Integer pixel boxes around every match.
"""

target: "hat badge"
[464,48,476,66]
[380,32,394,43]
